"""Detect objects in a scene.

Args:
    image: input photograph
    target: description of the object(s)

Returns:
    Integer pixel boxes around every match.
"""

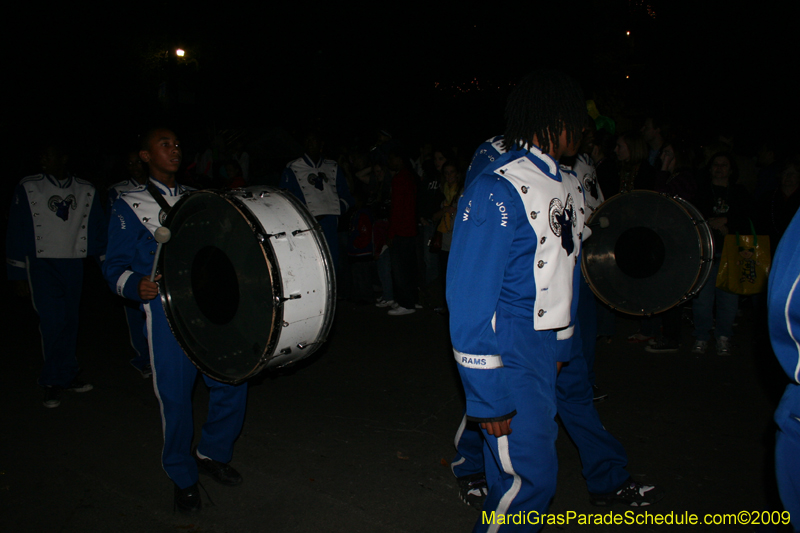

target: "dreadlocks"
[502,70,586,156]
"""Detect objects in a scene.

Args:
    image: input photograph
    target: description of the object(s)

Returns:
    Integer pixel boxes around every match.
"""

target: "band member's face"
[126,152,146,181]
[141,130,182,175]
[558,129,580,158]
[41,147,68,176]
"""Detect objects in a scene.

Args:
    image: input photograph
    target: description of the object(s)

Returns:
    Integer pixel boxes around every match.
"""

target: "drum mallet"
[150,226,172,282]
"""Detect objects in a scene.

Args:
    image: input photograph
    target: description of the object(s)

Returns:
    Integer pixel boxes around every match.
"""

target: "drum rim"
[268,186,337,362]
[582,190,714,316]
[158,189,285,384]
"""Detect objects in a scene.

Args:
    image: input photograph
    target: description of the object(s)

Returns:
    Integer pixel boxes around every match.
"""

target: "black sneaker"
[644,338,679,354]
[589,478,665,507]
[592,385,608,402]
[130,359,152,378]
[43,387,61,408]
[174,483,202,514]
[65,380,93,393]
[194,446,242,486]
[457,473,488,511]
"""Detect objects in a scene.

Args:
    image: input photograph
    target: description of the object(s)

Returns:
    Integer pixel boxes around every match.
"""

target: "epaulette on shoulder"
[558,164,577,177]
[74,177,96,189]
[20,174,45,184]
[119,184,148,197]
[107,179,129,191]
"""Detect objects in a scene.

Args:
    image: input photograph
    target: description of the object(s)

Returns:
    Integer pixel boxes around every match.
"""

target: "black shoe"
[644,338,679,354]
[592,385,608,402]
[194,446,243,486]
[174,483,202,514]
[457,473,488,511]
[130,359,152,378]
[65,380,93,393]
[589,478,664,507]
[43,387,62,408]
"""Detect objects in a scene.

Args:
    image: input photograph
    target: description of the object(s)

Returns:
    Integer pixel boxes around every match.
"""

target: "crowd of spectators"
[8,106,799,351]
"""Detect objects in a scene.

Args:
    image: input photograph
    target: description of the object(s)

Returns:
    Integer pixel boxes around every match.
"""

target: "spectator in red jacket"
[386,149,419,315]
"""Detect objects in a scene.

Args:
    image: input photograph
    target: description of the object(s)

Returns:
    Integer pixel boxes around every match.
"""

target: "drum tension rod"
[291,228,313,236]
[297,341,320,350]
[279,294,302,303]
[258,232,287,242]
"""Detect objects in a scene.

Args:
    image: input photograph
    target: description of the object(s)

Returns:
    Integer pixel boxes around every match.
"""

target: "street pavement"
[1,264,790,532]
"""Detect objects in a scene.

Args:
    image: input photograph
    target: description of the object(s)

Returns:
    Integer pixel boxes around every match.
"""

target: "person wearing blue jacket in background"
[107,150,151,377]
[452,132,662,515]
[446,70,588,531]
[768,207,800,532]
[6,142,106,409]
[279,130,354,288]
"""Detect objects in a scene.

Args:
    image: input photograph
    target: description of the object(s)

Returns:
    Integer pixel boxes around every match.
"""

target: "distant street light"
[176,49,185,57]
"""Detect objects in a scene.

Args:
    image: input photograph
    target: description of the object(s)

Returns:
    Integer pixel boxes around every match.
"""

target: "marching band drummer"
[103,127,248,514]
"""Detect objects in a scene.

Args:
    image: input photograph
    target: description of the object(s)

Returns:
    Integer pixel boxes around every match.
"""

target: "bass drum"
[159,187,335,384]
[581,190,713,316]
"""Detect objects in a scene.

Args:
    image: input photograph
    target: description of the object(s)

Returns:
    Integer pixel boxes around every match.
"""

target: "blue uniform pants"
[319,215,340,286]
[145,299,248,489]
[28,258,83,388]
[470,309,559,532]
[453,306,630,504]
[577,275,598,387]
[776,385,800,532]
[122,302,149,369]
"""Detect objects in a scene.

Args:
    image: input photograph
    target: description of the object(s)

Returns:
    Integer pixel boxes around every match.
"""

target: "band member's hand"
[139,275,161,300]
[481,418,512,437]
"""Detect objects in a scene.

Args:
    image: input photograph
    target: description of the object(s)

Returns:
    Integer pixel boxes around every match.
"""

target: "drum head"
[160,191,282,383]
[582,191,712,315]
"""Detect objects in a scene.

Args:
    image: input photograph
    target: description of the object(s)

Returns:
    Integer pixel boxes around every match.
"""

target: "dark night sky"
[5,1,798,174]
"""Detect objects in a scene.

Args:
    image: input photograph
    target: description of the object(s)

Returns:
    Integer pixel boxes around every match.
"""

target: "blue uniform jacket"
[279,155,353,217]
[6,174,106,280]
[103,179,191,302]
[769,208,800,430]
[447,145,585,422]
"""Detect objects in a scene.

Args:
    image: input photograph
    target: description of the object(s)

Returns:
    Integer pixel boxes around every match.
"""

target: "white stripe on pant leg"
[144,302,169,478]
[24,257,47,364]
[783,274,800,382]
[489,435,522,533]
[451,414,468,474]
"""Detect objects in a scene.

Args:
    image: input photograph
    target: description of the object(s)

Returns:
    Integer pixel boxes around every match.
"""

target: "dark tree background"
[4,1,797,183]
